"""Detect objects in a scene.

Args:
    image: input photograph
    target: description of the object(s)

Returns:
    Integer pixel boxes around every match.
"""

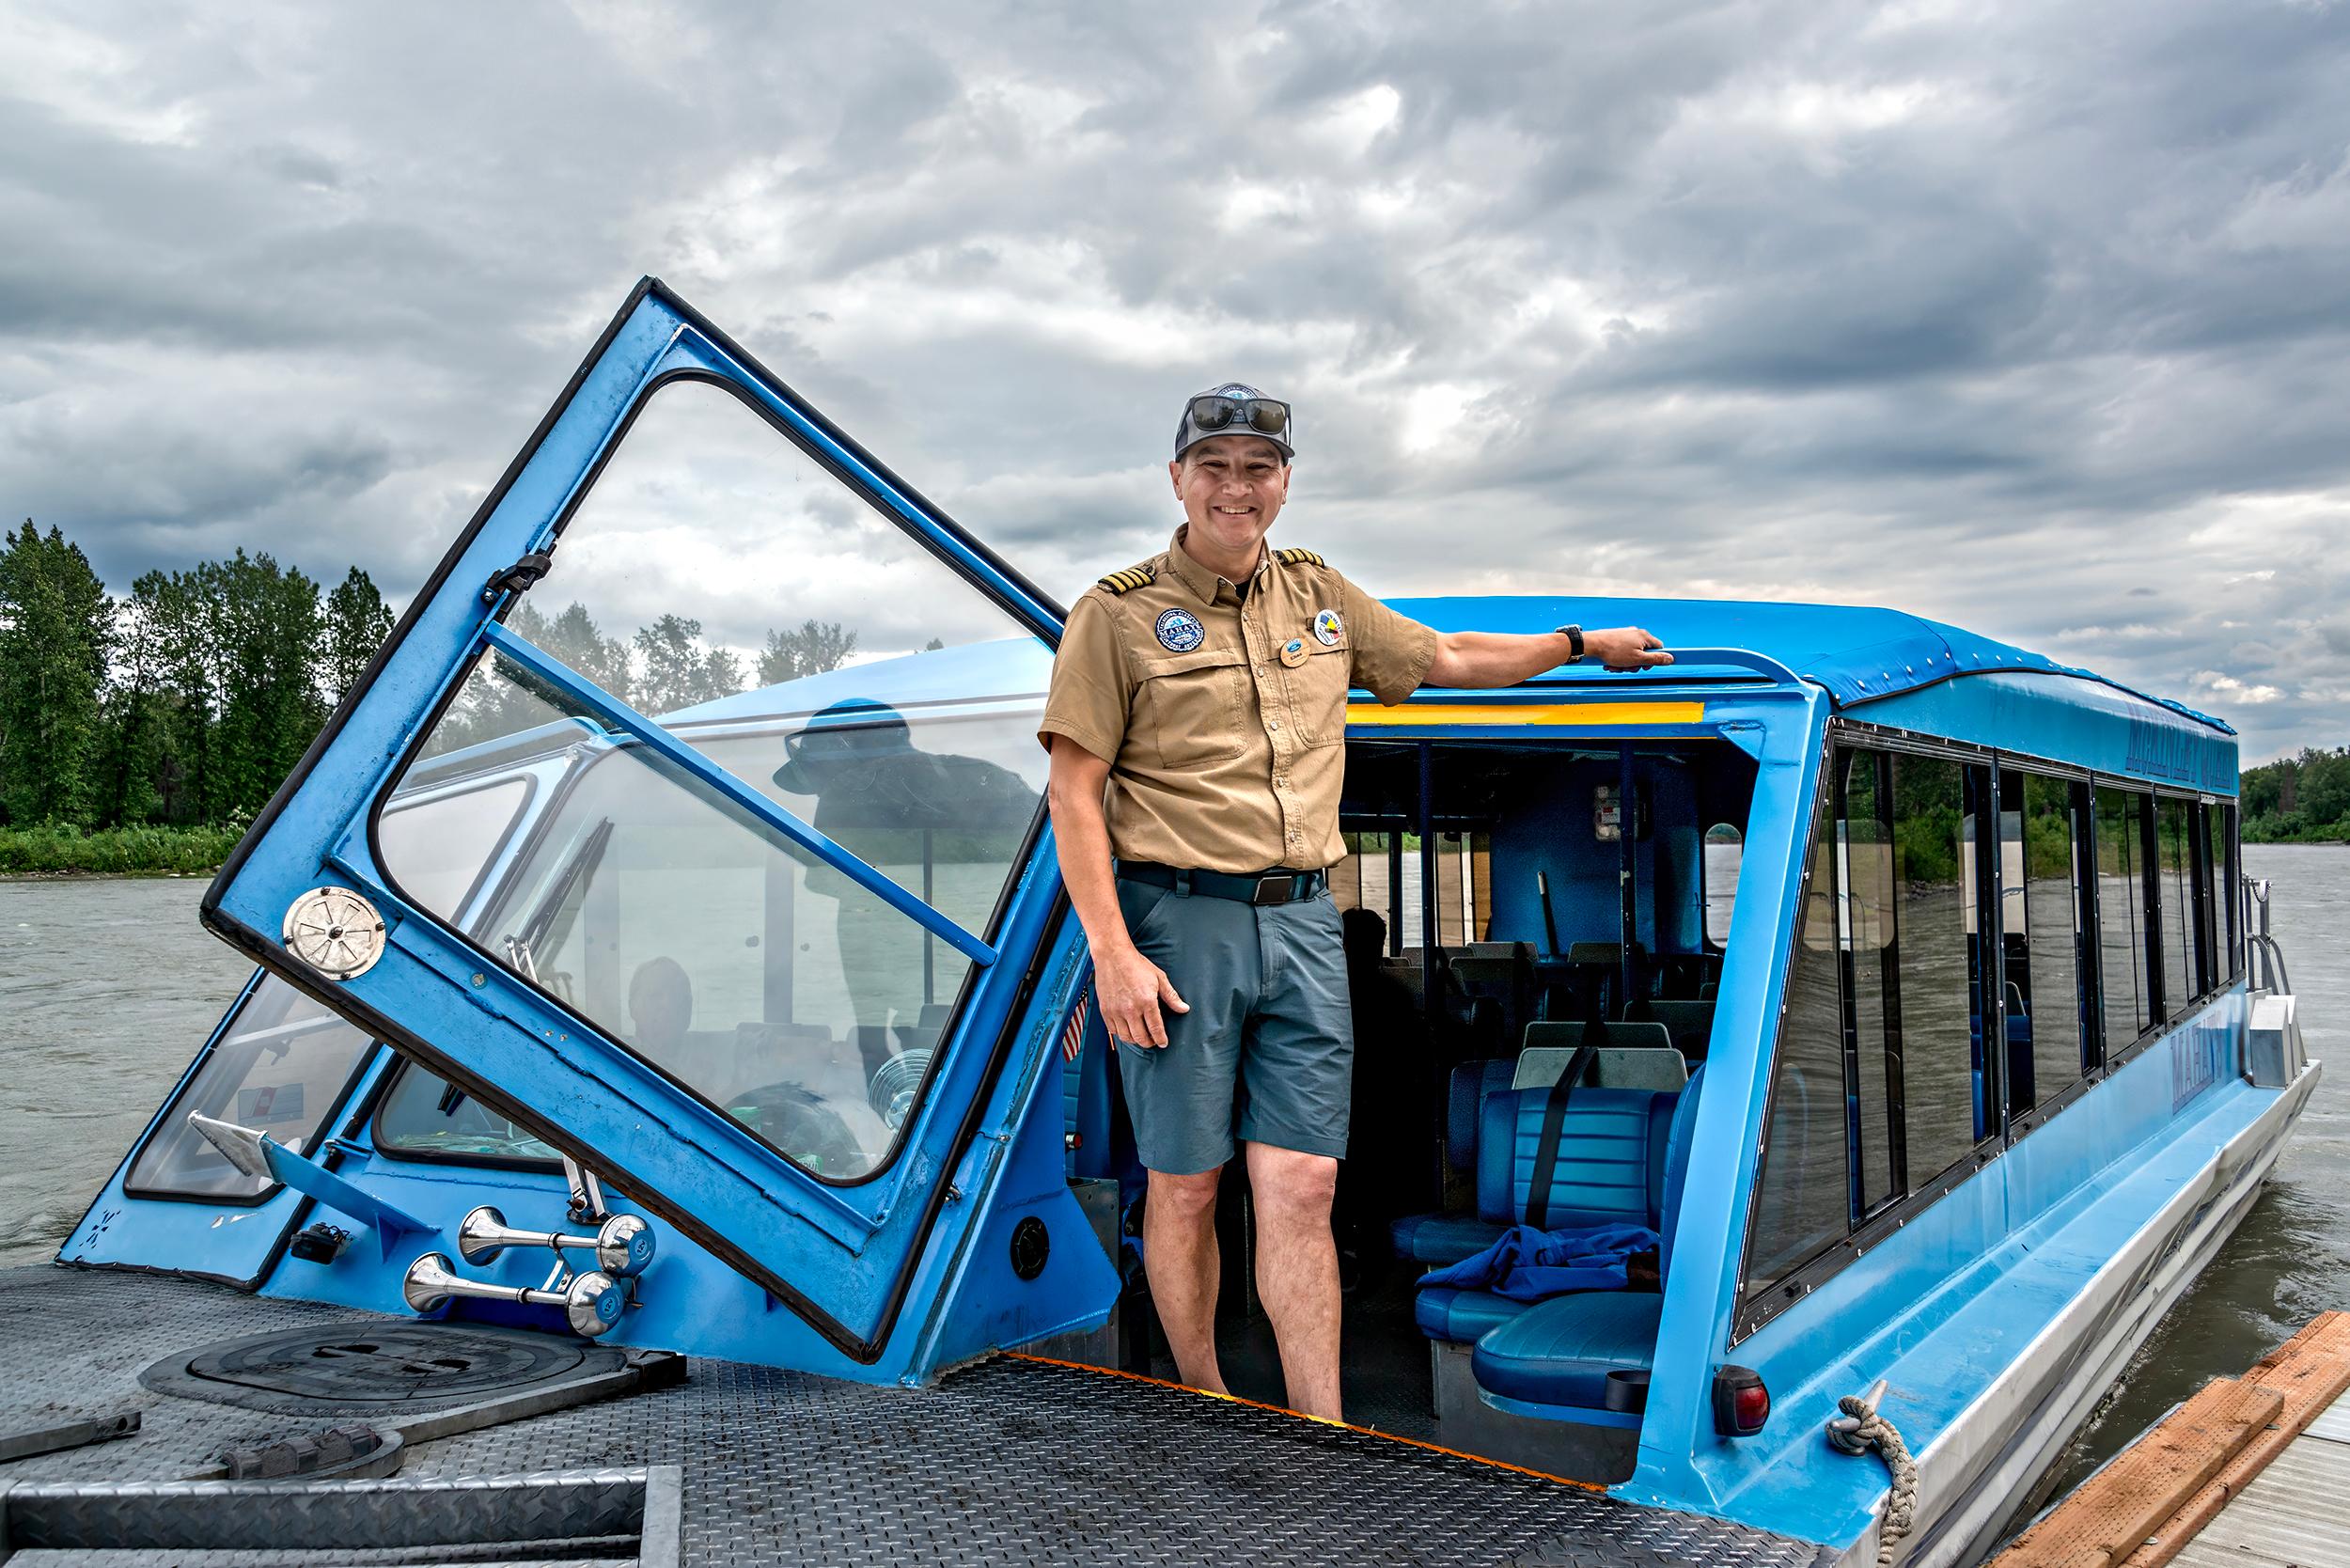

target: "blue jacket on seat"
[1418,1220,1660,1302]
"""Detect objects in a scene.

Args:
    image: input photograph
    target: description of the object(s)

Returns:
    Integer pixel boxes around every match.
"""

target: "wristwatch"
[1556,624,1585,664]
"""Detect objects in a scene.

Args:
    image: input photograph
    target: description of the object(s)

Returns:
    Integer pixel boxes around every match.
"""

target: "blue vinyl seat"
[1465,1067,1709,1416]
[1415,1072,1696,1342]
[1471,1291,1665,1405]
[1387,1058,1516,1265]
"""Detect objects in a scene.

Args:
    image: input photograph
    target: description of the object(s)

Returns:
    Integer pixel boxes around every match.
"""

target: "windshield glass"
[372,377,1051,1182]
[128,779,536,1200]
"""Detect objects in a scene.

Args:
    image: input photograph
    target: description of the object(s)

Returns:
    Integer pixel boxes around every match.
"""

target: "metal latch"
[480,550,554,604]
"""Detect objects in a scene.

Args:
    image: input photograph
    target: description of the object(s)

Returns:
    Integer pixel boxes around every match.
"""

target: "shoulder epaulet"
[1275,547,1326,569]
[1097,566,1156,595]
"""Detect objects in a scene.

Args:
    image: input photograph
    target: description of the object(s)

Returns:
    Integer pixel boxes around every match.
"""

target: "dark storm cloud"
[2,0,2346,758]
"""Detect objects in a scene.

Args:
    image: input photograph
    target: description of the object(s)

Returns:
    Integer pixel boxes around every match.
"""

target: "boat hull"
[1840,1060,2320,1566]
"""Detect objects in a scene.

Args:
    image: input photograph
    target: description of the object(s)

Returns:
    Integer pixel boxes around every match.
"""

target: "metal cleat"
[456,1205,656,1278]
[402,1251,626,1338]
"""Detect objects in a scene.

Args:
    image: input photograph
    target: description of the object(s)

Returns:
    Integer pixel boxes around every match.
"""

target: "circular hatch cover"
[142,1322,628,1416]
[282,886,387,980]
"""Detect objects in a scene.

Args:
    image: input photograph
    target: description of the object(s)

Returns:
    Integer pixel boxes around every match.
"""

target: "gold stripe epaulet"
[1097,566,1156,595]
[1275,547,1326,569]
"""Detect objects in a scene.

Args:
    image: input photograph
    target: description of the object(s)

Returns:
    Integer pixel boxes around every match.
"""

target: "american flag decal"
[1061,987,1091,1062]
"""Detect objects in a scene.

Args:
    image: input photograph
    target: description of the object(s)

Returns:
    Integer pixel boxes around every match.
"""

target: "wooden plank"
[2118,1311,2350,1568]
[1994,1377,2285,1568]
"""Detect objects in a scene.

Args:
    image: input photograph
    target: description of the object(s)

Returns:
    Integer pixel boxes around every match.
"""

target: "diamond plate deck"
[2,1267,1826,1567]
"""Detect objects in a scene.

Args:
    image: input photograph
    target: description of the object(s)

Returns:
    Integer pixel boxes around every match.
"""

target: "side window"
[1890,752,1981,1184]
[2155,797,2198,1018]
[2210,802,2240,980]
[1839,752,1899,1217]
[1702,823,1743,948]
[2093,787,2151,1052]
[1747,786,1849,1293]
[2004,773,2088,1116]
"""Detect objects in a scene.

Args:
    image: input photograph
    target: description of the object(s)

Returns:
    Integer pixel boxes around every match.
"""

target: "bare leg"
[1245,1141,1342,1420]
[1143,1166,1228,1395]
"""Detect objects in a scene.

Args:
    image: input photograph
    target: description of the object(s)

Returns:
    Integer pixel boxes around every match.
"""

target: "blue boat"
[21,280,2316,1566]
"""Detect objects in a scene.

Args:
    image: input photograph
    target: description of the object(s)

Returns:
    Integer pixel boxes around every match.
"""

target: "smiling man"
[1037,384,1669,1419]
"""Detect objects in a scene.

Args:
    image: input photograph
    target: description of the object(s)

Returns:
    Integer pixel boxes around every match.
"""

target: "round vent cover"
[283,886,387,980]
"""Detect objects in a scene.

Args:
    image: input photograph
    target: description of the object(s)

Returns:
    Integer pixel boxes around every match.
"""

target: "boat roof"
[1388,595,2233,735]
[654,595,2230,738]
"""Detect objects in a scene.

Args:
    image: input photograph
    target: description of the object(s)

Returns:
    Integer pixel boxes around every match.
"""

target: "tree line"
[2240,749,2350,843]
[0,518,867,834]
[0,520,392,831]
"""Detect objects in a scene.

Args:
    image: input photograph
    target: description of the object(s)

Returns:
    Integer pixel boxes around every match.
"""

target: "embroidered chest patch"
[1155,606,1207,652]
[1312,608,1344,646]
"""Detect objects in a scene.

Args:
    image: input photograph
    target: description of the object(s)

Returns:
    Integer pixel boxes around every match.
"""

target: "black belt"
[1116,860,1327,906]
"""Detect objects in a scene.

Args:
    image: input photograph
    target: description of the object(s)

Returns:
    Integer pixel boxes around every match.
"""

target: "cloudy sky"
[3,0,2346,760]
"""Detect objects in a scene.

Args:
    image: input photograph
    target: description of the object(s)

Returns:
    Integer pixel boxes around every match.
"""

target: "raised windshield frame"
[359,370,1052,1188]
[200,281,1076,1363]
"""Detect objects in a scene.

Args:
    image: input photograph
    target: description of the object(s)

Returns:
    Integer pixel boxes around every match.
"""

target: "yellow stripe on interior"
[1346,700,1705,728]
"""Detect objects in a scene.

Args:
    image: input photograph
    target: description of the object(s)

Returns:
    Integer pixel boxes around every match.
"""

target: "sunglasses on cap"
[1186,394,1292,438]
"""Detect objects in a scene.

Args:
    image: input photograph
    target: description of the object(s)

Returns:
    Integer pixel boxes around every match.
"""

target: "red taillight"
[1713,1365,1770,1435]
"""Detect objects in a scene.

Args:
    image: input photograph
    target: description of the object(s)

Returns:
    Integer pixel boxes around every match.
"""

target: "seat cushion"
[1389,1212,1509,1265]
[1471,1291,1665,1406]
[1414,1286,1533,1343]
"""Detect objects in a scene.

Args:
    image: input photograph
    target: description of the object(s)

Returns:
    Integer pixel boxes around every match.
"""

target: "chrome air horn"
[402,1252,625,1339]
[456,1205,656,1278]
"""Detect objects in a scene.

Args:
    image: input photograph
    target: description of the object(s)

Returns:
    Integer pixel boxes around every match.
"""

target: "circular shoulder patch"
[1312,608,1344,647]
[1155,606,1207,652]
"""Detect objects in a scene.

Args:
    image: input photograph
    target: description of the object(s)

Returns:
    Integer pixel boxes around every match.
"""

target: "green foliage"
[323,566,396,706]
[0,521,114,826]
[0,823,242,875]
[2240,749,2350,842]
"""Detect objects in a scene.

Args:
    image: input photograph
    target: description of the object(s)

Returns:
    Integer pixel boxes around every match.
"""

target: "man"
[1037,384,1669,1419]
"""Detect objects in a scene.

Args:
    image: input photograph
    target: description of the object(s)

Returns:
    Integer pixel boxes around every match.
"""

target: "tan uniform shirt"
[1039,526,1438,873]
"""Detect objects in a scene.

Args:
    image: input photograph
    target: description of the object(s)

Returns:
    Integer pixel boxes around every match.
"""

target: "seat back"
[1630,999,1716,1060]
[1514,1021,1684,1090]
[1446,1058,1517,1171]
[1656,1064,1705,1274]
[1477,1085,1673,1230]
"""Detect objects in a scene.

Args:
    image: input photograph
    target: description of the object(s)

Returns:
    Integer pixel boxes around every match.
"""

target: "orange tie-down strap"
[1001,1351,1605,1492]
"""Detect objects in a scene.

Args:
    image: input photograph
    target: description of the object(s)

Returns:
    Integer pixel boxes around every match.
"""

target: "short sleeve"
[1340,574,1439,705]
[1038,592,1134,762]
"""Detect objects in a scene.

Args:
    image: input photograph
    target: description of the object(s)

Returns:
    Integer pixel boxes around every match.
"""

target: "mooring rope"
[1830,1388,1919,1565]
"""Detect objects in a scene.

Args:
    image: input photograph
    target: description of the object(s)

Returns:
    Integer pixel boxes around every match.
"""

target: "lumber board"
[2116,1310,2350,1568]
[1993,1376,2284,1568]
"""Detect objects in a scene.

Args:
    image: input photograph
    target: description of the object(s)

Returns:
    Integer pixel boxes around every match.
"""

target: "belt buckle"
[1252,873,1292,905]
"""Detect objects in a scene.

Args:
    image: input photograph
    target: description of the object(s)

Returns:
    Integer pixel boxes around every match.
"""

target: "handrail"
[479,622,996,965]
[1506,645,1808,690]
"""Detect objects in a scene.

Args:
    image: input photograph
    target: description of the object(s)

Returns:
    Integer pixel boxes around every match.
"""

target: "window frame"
[352,369,1055,1192]
[1732,717,2242,1342]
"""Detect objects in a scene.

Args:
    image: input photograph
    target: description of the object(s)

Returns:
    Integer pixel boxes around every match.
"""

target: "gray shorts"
[1112,876,1355,1175]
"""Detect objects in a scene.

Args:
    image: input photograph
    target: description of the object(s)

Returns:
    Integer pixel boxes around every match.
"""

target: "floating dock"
[1992,1311,2350,1568]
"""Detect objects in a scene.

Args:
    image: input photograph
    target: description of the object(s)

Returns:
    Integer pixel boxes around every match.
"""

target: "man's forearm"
[1425,630,1574,689]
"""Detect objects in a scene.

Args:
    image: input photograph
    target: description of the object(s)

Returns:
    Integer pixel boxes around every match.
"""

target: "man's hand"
[1094,938,1190,1048]
[1584,626,1671,672]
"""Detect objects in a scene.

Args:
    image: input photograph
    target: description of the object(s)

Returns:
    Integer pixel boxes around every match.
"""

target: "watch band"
[1556,623,1585,663]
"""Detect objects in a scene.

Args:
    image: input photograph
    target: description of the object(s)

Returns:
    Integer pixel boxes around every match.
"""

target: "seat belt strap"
[1526,1033,1602,1231]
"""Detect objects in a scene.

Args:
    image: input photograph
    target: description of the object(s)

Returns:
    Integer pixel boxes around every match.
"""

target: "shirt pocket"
[1136,645,1248,769]
[1291,642,1354,746]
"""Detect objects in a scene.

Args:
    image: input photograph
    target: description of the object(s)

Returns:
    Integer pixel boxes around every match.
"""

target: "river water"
[2,848,2345,1499]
